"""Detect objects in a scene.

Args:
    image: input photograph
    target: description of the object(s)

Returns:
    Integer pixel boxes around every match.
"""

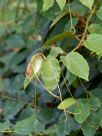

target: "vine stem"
[35,75,61,100]
[0,94,31,105]
[57,84,68,121]
[32,66,61,100]
[72,6,96,52]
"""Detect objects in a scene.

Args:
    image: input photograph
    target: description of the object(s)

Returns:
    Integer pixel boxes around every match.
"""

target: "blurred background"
[0,0,102,136]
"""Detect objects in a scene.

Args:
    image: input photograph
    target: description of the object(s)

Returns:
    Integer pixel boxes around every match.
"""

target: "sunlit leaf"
[79,0,94,10]
[61,52,89,81]
[84,34,102,56]
[48,47,64,57]
[58,98,76,110]
[56,0,66,10]
[43,0,54,11]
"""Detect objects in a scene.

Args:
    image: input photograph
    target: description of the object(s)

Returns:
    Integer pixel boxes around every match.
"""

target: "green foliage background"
[0,0,102,136]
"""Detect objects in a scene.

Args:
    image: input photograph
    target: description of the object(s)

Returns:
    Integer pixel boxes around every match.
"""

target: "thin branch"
[0,94,31,105]
[72,6,96,52]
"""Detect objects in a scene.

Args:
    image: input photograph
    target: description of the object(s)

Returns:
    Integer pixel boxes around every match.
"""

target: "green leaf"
[6,35,25,49]
[96,6,102,21]
[74,99,90,124]
[82,110,102,136]
[0,52,16,65]
[48,47,64,57]
[58,98,76,110]
[33,119,44,132]
[67,72,77,86]
[43,31,74,47]
[42,1,60,20]
[88,24,102,34]
[41,57,60,91]
[57,114,80,136]
[0,121,10,132]
[61,52,89,81]
[15,115,36,135]
[64,17,78,32]
[84,34,102,56]
[24,77,32,90]
[4,100,24,120]
[91,88,102,102]
[50,9,69,29]
[89,94,101,111]
[70,1,87,16]
[79,0,94,10]
[43,0,54,11]
[56,0,66,10]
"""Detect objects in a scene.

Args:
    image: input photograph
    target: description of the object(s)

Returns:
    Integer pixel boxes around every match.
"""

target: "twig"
[72,6,96,52]
[0,94,31,105]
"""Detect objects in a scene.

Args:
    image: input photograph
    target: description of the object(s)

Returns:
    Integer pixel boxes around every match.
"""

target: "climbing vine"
[0,0,102,136]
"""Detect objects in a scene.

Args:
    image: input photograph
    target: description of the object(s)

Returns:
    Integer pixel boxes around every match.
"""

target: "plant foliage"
[0,0,102,136]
